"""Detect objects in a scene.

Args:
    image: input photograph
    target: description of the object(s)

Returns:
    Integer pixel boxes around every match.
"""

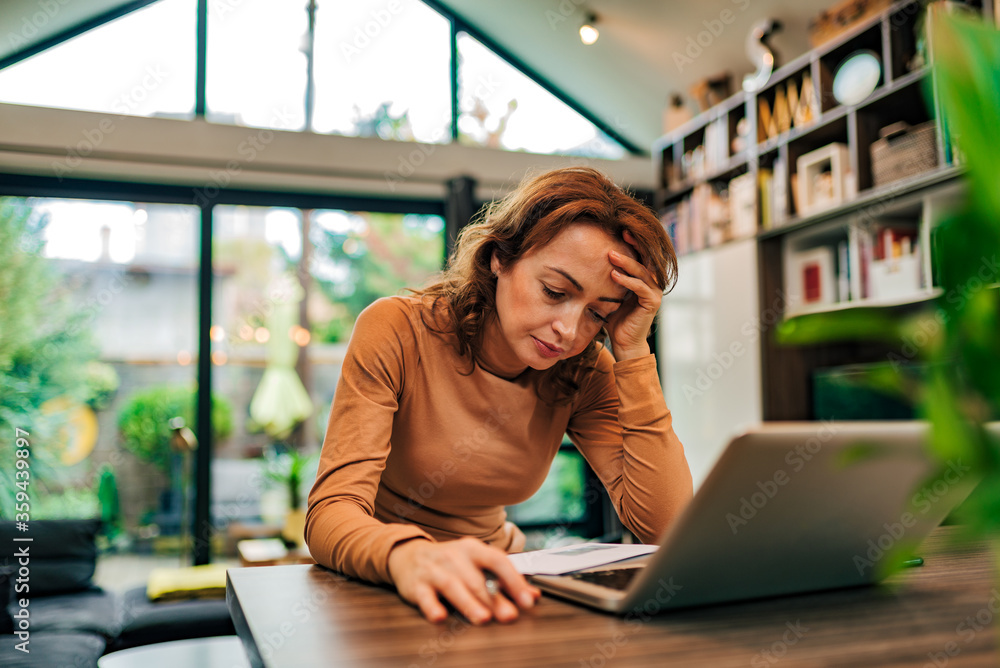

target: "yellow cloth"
[146,564,229,601]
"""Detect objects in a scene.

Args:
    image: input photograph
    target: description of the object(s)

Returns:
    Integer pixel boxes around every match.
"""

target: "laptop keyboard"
[570,567,642,591]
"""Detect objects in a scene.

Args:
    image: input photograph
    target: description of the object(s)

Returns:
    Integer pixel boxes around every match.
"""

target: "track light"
[580,13,599,45]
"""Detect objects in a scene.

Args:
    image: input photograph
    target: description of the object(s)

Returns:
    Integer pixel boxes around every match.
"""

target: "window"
[1,196,199,566]
[206,0,308,130]
[457,32,625,159]
[210,204,444,549]
[312,0,451,142]
[0,0,630,157]
[0,0,196,119]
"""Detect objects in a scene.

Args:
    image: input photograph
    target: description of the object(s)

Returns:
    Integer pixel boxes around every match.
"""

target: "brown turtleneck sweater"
[305,296,692,584]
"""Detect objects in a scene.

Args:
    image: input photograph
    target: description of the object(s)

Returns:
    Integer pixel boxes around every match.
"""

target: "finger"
[411,583,449,624]
[608,249,651,282]
[612,269,659,306]
[491,590,521,623]
[436,575,493,625]
[474,553,538,610]
[621,230,644,259]
[453,561,499,611]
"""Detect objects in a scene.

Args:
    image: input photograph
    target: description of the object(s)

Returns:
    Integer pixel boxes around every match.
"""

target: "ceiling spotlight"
[580,13,599,45]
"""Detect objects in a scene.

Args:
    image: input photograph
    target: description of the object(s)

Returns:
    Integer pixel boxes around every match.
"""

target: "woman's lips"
[532,337,563,359]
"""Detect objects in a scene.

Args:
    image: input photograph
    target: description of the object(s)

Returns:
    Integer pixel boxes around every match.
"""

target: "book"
[758,168,774,231]
[837,240,851,302]
[729,172,758,239]
[772,156,788,226]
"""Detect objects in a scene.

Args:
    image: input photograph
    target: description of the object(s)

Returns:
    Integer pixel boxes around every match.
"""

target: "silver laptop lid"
[619,421,980,612]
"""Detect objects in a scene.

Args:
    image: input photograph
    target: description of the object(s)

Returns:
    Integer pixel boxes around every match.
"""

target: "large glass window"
[0,0,196,119]
[312,0,451,142]
[0,1,628,157]
[209,204,444,549]
[0,196,199,575]
[205,0,308,130]
[457,32,625,159]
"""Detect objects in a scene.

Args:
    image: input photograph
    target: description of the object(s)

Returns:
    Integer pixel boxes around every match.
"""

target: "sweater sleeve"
[566,349,693,544]
[305,298,433,584]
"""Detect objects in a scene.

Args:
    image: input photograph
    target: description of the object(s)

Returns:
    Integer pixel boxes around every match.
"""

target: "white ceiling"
[436,0,836,151]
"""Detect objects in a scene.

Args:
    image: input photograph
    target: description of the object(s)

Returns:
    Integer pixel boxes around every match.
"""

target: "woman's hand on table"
[387,537,541,624]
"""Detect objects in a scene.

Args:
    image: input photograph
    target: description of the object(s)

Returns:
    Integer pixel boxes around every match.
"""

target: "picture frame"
[788,246,836,311]
[796,142,850,216]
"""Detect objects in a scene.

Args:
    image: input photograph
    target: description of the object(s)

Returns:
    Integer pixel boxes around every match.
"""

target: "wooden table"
[227,527,999,667]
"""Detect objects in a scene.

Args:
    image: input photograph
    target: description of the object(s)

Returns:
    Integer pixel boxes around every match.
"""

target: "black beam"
[445,175,477,259]
[449,19,459,142]
[193,202,213,565]
[195,0,207,117]
[0,0,159,71]
[0,173,445,216]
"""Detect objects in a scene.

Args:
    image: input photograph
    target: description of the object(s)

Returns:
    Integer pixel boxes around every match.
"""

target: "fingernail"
[519,592,535,607]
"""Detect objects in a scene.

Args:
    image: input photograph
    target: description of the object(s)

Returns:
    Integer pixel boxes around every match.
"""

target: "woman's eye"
[589,310,609,324]
[542,286,563,299]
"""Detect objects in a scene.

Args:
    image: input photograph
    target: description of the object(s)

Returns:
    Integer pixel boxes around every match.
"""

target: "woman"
[305,166,693,625]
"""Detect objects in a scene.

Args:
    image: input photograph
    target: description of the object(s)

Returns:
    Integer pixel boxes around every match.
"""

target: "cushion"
[0,566,13,634]
[111,585,235,651]
[23,587,121,639]
[0,631,105,668]
[0,519,101,595]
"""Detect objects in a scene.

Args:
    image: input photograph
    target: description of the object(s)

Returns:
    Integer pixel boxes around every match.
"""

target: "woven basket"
[871,121,939,187]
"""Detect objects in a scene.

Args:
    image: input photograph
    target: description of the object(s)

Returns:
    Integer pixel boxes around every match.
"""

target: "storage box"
[871,121,939,187]
[868,254,922,300]
[809,0,893,48]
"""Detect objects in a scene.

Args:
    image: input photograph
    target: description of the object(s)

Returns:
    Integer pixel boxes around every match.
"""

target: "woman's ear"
[490,252,501,277]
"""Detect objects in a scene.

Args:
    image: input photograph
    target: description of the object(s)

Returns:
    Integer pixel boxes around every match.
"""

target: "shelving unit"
[655,0,989,431]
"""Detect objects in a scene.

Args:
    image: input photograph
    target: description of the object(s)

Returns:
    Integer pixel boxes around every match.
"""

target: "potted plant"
[117,384,233,540]
[263,444,316,547]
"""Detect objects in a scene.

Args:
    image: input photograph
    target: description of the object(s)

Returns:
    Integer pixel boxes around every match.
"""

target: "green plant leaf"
[776,309,903,346]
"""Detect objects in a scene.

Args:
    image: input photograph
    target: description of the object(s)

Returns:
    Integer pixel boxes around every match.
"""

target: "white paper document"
[508,543,658,576]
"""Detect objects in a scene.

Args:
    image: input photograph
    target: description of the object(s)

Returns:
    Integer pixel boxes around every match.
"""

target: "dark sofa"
[1,519,234,667]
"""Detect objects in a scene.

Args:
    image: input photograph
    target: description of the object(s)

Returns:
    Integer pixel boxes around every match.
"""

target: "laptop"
[530,421,985,614]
